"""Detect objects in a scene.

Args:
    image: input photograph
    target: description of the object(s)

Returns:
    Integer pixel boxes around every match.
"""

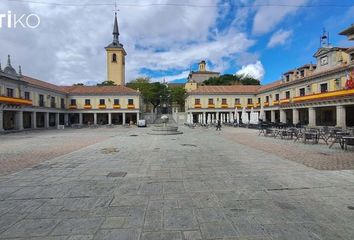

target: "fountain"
[149,115,183,135]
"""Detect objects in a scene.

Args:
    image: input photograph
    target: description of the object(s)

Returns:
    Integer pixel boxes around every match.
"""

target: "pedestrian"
[216,120,221,131]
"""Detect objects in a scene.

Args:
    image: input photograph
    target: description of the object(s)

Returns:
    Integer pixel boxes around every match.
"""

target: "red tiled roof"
[22,76,66,93]
[258,80,282,92]
[190,85,261,94]
[61,85,138,95]
[22,75,138,95]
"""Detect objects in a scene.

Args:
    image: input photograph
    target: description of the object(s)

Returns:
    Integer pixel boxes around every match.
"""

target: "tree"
[96,80,116,86]
[73,83,84,86]
[203,74,260,86]
[127,77,168,111]
[170,86,187,111]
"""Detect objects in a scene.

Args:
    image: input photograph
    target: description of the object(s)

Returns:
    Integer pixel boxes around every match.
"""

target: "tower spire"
[7,55,11,67]
[112,11,120,45]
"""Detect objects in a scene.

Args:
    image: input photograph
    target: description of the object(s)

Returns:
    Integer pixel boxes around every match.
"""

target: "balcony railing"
[127,104,135,109]
[69,104,77,109]
[113,104,121,109]
[221,104,228,108]
[0,96,32,105]
[98,104,106,109]
[293,88,354,102]
[279,98,290,104]
[207,104,215,108]
[84,104,92,109]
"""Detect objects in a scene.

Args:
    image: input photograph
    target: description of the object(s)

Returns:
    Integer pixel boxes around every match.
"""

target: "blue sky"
[0,0,353,86]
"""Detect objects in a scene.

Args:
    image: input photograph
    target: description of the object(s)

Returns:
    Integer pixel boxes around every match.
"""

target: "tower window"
[112,53,117,62]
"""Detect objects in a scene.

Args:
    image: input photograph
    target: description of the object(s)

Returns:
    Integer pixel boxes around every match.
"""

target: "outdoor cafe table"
[329,132,351,149]
[342,136,354,150]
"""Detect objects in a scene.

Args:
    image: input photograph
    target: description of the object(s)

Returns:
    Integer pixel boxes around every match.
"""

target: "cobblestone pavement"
[223,128,354,170]
[0,128,127,176]
[0,126,354,239]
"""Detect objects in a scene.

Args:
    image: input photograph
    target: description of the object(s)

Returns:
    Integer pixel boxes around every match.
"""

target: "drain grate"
[107,172,127,178]
[348,206,354,210]
[101,148,119,154]
[130,134,138,137]
[181,144,197,147]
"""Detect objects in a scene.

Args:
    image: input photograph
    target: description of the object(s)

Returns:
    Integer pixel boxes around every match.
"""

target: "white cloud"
[267,29,292,48]
[252,0,308,35]
[236,61,265,80]
[0,0,257,85]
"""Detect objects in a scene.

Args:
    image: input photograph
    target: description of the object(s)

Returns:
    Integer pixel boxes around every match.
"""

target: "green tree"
[170,86,187,111]
[73,83,84,86]
[127,77,168,111]
[203,74,260,86]
[96,80,116,86]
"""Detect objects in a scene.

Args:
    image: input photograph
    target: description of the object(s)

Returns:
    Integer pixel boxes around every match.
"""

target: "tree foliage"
[96,80,116,86]
[170,86,187,111]
[127,77,168,110]
[203,74,260,86]
[73,83,84,86]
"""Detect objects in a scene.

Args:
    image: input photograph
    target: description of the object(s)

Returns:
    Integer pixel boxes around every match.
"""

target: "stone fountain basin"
[152,125,179,132]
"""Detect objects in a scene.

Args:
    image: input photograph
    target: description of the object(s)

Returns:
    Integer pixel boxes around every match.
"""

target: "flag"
[345,69,354,90]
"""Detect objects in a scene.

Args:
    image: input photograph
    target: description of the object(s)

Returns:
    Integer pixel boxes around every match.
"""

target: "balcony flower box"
[221,104,228,108]
[247,104,254,108]
[273,100,279,105]
[98,104,106,109]
[84,104,92,109]
[234,104,242,108]
[194,104,202,108]
[208,104,215,108]
[69,104,77,109]
[293,88,354,102]
[279,98,290,104]
[263,102,269,107]
[255,103,260,108]
[113,104,121,109]
[0,96,32,105]
[127,104,135,109]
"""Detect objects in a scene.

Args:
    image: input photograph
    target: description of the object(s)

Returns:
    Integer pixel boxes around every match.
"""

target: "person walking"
[216,120,222,131]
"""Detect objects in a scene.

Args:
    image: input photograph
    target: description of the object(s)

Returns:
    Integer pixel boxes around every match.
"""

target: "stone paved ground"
[0,126,354,240]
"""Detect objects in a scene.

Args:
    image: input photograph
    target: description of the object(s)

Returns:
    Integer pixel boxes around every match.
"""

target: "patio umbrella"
[250,107,259,124]
[207,114,211,124]
[259,105,265,121]
[241,107,249,124]
[216,113,219,121]
[226,114,229,123]
[230,112,234,123]
[203,113,206,125]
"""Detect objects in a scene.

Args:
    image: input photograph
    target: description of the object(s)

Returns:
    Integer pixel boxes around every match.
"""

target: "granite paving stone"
[0,127,353,239]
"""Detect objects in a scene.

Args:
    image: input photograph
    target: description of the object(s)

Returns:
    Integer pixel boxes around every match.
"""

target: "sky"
[0,0,353,86]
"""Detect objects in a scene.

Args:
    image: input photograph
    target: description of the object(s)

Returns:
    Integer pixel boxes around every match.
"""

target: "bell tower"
[105,12,126,85]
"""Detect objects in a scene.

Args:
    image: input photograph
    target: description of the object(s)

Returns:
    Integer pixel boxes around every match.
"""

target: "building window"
[128,99,134,105]
[286,75,290,82]
[275,94,279,101]
[350,53,354,62]
[85,99,91,105]
[285,91,290,99]
[99,99,105,105]
[247,98,253,104]
[112,53,117,62]
[221,98,227,104]
[300,70,305,77]
[50,96,56,108]
[39,94,44,107]
[114,99,120,105]
[258,98,261,103]
[70,99,76,105]
[320,83,328,93]
[24,91,30,100]
[265,96,269,102]
[6,88,14,97]
[61,98,65,109]
[235,98,240,104]
[208,98,213,104]
[299,88,305,96]
[195,99,200,105]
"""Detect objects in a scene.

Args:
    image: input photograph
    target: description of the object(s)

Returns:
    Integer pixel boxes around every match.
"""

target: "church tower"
[105,12,126,85]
